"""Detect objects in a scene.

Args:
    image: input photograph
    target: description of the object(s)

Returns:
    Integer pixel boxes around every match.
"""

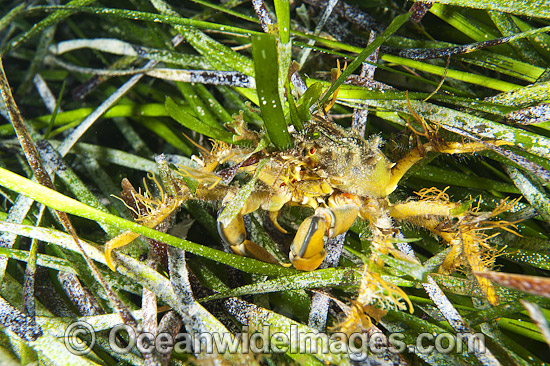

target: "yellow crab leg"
[462,231,500,305]
[217,192,281,265]
[324,60,346,113]
[386,148,426,195]
[389,200,463,219]
[104,199,180,271]
[387,140,513,196]
[218,212,280,265]
[104,231,140,271]
[393,204,503,305]
[269,210,289,234]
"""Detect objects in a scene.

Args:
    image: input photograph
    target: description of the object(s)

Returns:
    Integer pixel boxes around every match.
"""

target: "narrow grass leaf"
[176,83,220,129]
[36,5,261,40]
[0,3,25,33]
[165,97,234,143]
[506,166,550,222]
[357,98,550,159]
[457,52,544,82]
[2,0,95,54]
[0,296,42,341]
[382,318,475,365]
[287,82,302,130]
[30,334,98,366]
[194,84,232,124]
[149,0,255,75]
[319,11,412,105]
[488,11,545,65]
[224,297,351,365]
[50,38,210,68]
[520,300,550,348]
[274,0,290,44]
[45,140,160,172]
[202,267,358,301]
[431,273,520,302]
[135,118,192,154]
[381,53,521,91]
[497,317,547,343]
[513,16,550,61]
[0,104,170,137]
[38,310,142,335]
[252,33,292,149]
[378,254,426,281]
[168,247,209,335]
[411,165,520,194]
[148,69,254,88]
[487,80,550,107]
[428,0,550,19]
[35,141,116,236]
[297,82,323,122]
[0,247,76,274]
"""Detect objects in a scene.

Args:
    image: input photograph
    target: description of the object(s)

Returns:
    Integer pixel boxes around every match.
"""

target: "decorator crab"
[104,70,517,330]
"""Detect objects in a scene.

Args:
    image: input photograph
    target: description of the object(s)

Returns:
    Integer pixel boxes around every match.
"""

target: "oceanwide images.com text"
[64,321,486,359]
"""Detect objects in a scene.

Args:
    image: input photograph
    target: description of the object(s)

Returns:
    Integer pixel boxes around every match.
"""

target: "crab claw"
[290,193,361,271]
[217,210,279,265]
[290,216,328,271]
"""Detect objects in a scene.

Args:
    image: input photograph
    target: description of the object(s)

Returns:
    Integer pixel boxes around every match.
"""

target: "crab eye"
[307,131,320,139]
[309,147,316,155]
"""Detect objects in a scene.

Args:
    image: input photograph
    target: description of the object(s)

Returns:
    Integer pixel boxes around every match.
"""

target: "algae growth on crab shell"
[290,115,394,198]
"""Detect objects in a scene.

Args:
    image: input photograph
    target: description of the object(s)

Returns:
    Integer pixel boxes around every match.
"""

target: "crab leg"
[387,196,513,306]
[386,140,512,196]
[216,191,285,265]
[389,200,464,219]
[217,211,280,265]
